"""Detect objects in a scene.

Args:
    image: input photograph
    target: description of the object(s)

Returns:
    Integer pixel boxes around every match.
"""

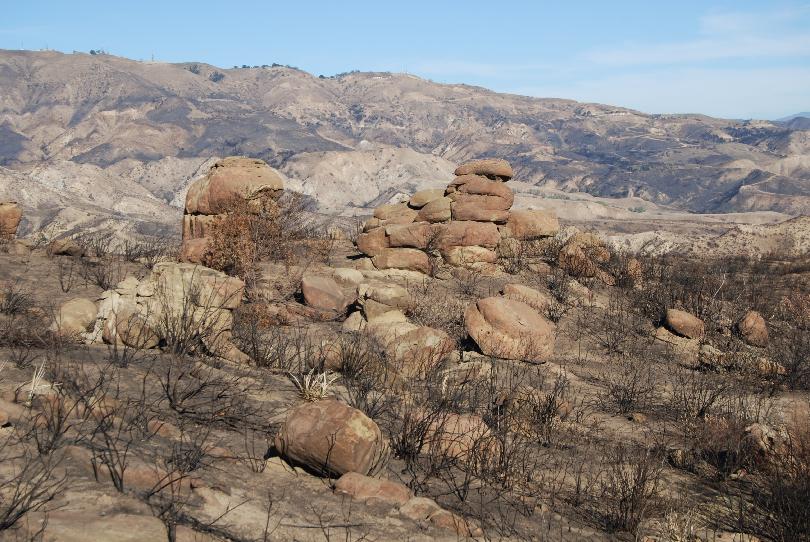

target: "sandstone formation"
[465,296,556,363]
[180,157,284,264]
[355,158,559,273]
[0,201,22,239]
[333,472,412,506]
[274,399,389,477]
[87,263,246,360]
[301,274,351,315]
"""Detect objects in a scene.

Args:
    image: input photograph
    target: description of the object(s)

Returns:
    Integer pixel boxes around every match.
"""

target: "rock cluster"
[356,158,559,273]
[63,262,249,361]
[0,201,22,239]
[180,157,284,263]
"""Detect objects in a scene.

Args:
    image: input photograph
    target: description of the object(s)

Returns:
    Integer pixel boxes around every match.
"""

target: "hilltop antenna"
[151,53,154,62]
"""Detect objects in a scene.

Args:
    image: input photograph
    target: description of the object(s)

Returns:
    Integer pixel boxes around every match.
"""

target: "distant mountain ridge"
[0,49,809,236]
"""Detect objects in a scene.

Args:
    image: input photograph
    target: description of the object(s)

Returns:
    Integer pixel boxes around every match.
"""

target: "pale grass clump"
[289,368,340,402]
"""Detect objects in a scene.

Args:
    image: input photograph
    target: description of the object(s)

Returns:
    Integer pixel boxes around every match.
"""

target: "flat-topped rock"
[454,158,513,180]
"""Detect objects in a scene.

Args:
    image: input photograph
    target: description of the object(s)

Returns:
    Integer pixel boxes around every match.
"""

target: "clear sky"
[2,1,808,119]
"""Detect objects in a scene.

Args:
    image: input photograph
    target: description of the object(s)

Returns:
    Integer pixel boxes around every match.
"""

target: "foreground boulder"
[274,399,389,477]
[0,202,22,239]
[737,310,768,347]
[665,309,705,340]
[301,275,350,315]
[465,297,556,362]
[504,210,560,240]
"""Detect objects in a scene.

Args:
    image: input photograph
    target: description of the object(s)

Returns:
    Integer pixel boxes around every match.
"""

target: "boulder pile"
[66,262,249,362]
[0,201,22,239]
[356,158,559,273]
[181,157,284,263]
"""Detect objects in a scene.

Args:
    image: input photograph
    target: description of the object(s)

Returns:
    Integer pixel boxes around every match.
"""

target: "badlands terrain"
[0,49,809,256]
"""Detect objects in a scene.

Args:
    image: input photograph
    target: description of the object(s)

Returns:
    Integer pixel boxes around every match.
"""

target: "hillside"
[1,49,809,237]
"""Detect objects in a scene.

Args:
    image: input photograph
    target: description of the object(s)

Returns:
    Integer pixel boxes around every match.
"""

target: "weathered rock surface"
[274,399,389,477]
[301,275,350,315]
[454,158,514,180]
[334,472,412,505]
[51,297,97,336]
[416,197,452,223]
[501,284,553,313]
[184,157,283,215]
[408,189,445,209]
[504,210,560,240]
[372,248,431,274]
[465,297,556,362]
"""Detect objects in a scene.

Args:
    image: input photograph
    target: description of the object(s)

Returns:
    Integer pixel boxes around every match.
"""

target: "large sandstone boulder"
[450,202,510,223]
[0,202,22,238]
[301,275,350,315]
[409,189,445,209]
[504,210,559,240]
[437,221,501,249]
[179,237,210,264]
[357,283,411,320]
[416,197,452,223]
[665,309,705,340]
[372,248,431,274]
[356,227,389,257]
[385,223,435,249]
[51,298,98,336]
[465,297,556,363]
[454,159,514,180]
[184,157,283,216]
[373,203,418,224]
[441,246,497,266]
[446,175,514,210]
[274,399,389,477]
[737,310,768,347]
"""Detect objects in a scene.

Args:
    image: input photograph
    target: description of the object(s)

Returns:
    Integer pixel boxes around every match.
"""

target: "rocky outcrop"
[274,399,389,477]
[0,202,22,239]
[89,263,247,361]
[355,158,558,273]
[180,157,284,264]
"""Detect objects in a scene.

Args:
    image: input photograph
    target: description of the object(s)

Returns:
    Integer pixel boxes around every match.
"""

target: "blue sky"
[2,1,808,119]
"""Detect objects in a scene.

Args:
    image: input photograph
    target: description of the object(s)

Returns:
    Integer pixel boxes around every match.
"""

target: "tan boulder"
[301,275,350,314]
[0,202,22,238]
[447,175,514,209]
[46,238,85,258]
[386,326,455,377]
[385,223,435,249]
[737,310,768,347]
[372,248,431,275]
[103,308,160,349]
[51,298,97,336]
[334,472,412,506]
[450,202,510,223]
[274,399,389,477]
[454,158,514,180]
[501,283,553,313]
[356,227,389,257]
[437,221,501,249]
[373,203,418,223]
[409,189,445,209]
[504,210,559,239]
[465,297,556,362]
[665,309,705,340]
[441,245,497,266]
[184,157,283,215]
[416,197,452,223]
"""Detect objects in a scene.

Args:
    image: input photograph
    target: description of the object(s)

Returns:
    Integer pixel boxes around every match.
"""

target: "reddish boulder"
[179,237,210,264]
[665,309,705,340]
[409,189,445,209]
[385,223,435,249]
[504,210,559,240]
[437,221,500,249]
[451,202,510,223]
[356,227,390,257]
[301,275,350,314]
[447,175,514,209]
[334,472,412,506]
[416,197,452,223]
[465,297,556,362]
[372,248,431,274]
[373,203,418,223]
[274,399,389,477]
[737,310,768,347]
[454,158,514,180]
[185,157,283,215]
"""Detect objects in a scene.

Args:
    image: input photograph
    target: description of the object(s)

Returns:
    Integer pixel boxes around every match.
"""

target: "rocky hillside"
[1,49,809,236]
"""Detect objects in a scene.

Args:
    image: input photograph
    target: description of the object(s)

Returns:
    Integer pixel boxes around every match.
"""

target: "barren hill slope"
[1,49,809,237]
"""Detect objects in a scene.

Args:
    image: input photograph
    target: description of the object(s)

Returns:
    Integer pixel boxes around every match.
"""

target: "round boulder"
[274,399,389,477]
[465,297,556,363]
[737,310,768,347]
[409,189,445,209]
[51,298,98,336]
[184,157,284,215]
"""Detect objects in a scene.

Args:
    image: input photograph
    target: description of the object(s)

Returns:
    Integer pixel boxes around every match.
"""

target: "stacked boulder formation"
[181,157,284,263]
[0,201,22,239]
[356,158,559,273]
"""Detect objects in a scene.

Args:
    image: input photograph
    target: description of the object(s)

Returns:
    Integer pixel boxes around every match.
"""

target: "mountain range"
[0,49,808,237]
